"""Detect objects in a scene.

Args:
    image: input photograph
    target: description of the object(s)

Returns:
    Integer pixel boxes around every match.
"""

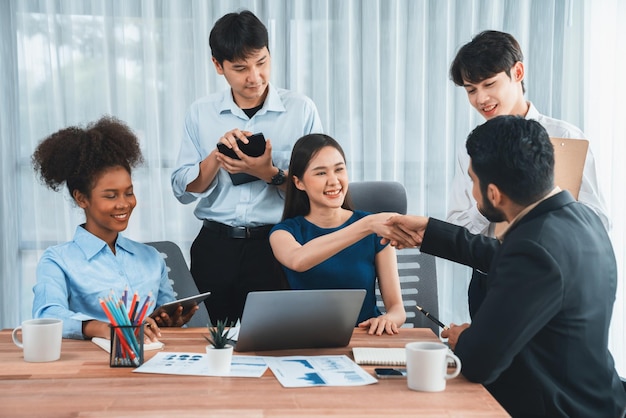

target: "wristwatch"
[268,167,286,186]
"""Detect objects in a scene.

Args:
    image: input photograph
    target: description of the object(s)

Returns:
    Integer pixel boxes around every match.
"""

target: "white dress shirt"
[446,102,610,235]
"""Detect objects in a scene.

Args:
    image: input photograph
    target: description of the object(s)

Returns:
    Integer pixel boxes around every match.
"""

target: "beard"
[478,194,507,223]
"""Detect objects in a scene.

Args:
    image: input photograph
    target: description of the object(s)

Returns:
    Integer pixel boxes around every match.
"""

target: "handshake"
[367,213,430,249]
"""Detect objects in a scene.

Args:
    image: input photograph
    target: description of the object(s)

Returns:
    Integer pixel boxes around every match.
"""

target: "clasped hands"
[376,215,472,347]
[376,214,429,249]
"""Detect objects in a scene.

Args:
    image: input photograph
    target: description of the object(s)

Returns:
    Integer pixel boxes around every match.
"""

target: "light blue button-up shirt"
[32,226,175,339]
[171,83,323,227]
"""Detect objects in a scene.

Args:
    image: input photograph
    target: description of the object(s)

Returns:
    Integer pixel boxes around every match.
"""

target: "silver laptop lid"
[234,289,366,352]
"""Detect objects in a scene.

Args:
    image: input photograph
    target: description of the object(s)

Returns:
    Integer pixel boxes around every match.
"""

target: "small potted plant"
[204,318,234,375]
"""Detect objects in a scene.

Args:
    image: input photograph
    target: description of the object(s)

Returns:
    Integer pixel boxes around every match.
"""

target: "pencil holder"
[109,324,144,367]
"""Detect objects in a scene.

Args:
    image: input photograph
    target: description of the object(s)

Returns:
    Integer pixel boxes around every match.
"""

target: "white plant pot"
[205,344,233,376]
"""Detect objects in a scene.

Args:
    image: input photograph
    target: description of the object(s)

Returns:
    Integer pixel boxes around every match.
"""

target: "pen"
[415,305,449,331]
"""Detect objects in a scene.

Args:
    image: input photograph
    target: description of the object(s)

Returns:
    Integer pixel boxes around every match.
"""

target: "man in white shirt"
[447,30,609,317]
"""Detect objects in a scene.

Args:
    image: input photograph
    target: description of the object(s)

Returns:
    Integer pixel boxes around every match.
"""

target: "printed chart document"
[264,355,377,387]
[133,352,267,377]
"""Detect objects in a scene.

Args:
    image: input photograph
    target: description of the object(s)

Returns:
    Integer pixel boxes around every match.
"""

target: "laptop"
[232,289,366,352]
[550,137,589,200]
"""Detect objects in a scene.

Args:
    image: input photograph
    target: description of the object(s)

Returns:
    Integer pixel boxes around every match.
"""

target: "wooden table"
[0,327,509,417]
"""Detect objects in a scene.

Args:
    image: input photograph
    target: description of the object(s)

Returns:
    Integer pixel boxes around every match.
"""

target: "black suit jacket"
[421,191,626,417]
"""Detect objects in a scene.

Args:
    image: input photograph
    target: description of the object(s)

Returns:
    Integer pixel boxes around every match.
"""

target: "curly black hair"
[32,116,143,199]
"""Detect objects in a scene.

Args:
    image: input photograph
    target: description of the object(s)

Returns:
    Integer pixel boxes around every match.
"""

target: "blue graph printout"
[264,355,377,387]
[132,352,268,377]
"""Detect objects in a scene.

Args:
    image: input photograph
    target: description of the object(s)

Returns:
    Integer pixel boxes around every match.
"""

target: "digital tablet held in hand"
[149,291,211,319]
[216,133,266,160]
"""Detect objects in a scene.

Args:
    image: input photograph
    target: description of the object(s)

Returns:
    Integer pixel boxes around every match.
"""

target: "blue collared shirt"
[32,226,175,339]
[171,83,323,227]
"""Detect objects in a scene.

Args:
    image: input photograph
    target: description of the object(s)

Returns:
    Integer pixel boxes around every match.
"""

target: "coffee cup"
[405,341,461,392]
[12,318,63,362]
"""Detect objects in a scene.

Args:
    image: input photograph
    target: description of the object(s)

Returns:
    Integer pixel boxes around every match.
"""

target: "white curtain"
[1,0,623,375]
[585,0,626,376]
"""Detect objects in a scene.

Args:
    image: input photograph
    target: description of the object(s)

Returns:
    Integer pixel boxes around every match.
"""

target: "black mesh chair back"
[145,241,211,328]
[349,181,441,335]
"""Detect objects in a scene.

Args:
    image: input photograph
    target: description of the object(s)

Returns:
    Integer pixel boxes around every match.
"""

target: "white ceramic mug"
[405,341,461,392]
[12,318,63,362]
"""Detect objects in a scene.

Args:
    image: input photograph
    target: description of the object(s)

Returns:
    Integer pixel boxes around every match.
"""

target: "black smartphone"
[216,133,266,159]
[374,368,407,378]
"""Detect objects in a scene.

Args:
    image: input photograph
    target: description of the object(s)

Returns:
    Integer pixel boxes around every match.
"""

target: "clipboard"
[550,137,588,200]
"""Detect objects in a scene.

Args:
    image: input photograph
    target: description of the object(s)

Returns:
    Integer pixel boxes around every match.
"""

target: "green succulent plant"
[204,318,234,349]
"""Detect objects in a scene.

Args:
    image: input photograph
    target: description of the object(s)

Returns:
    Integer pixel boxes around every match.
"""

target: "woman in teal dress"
[270,134,405,335]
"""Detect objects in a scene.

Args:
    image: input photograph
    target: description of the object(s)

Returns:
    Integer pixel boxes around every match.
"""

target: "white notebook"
[92,337,164,352]
[352,347,406,366]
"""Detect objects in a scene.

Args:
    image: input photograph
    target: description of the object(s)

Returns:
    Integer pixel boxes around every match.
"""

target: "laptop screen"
[233,289,366,352]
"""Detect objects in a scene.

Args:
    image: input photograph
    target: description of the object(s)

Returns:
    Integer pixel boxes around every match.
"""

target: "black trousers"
[190,226,287,324]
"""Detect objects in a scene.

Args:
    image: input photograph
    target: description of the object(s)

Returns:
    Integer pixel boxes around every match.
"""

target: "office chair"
[145,241,211,328]
[349,181,441,335]
[348,181,407,215]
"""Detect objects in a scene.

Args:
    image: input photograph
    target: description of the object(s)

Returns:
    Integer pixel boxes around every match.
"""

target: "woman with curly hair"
[31,116,196,340]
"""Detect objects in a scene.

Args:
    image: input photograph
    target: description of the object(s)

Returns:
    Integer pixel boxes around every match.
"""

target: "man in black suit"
[384,116,625,417]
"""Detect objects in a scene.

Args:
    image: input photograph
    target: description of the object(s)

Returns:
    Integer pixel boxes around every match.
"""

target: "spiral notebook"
[352,347,406,366]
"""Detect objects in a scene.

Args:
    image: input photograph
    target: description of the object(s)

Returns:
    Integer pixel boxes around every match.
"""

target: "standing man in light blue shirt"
[171,10,323,323]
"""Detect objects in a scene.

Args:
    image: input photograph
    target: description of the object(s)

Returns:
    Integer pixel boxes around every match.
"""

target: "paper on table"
[352,347,406,366]
[133,352,267,377]
[264,355,378,387]
[92,337,164,352]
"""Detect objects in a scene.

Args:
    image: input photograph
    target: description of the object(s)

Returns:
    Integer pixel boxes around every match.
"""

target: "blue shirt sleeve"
[170,84,323,227]
[32,226,175,339]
